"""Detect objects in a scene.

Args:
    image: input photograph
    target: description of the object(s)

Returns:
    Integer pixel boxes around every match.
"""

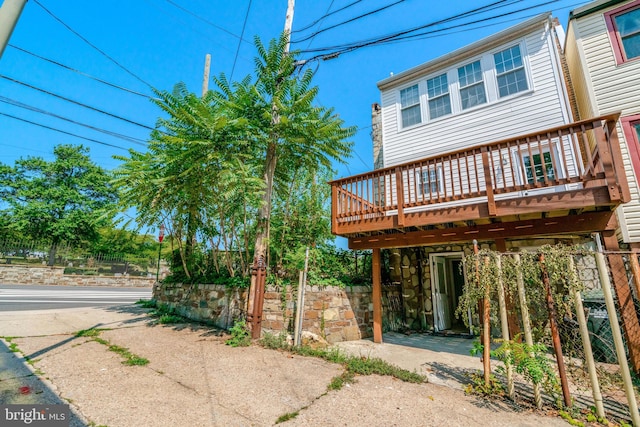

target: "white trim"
[547,23,573,124]
[574,22,601,117]
[429,252,465,332]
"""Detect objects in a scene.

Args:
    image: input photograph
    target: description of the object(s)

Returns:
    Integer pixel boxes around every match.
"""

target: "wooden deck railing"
[331,114,630,235]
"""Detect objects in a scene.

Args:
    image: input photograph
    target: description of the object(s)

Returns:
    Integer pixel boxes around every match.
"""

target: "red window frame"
[604,0,640,65]
[622,114,640,184]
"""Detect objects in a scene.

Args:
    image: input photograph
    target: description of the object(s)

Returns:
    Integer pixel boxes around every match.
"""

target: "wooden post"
[601,229,640,373]
[540,253,572,407]
[372,248,383,343]
[395,167,404,227]
[474,240,491,386]
[495,239,520,339]
[570,255,605,418]
[496,255,514,399]
[515,254,542,409]
[481,147,496,216]
[594,246,640,425]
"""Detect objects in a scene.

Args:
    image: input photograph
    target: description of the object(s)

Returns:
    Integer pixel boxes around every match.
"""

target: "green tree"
[0,144,116,264]
[213,33,355,276]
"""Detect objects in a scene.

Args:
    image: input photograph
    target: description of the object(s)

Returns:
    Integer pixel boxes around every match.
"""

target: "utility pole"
[0,0,28,61]
[202,53,211,97]
[247,0,295,339]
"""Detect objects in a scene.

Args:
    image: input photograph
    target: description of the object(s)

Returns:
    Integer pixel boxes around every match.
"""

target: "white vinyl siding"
[566,4,640,243]
[380,25,569,167]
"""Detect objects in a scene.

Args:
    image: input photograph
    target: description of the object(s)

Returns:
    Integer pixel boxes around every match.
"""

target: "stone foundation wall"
[153,281,373,343]
[0,265,153,287]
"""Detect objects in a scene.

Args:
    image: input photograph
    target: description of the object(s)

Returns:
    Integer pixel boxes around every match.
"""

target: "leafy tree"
[212,33,355,275]
[0,144,116,264]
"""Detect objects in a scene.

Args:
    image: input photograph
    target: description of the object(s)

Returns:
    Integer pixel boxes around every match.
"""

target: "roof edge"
[569,0,627,20]
[377,12,552,91]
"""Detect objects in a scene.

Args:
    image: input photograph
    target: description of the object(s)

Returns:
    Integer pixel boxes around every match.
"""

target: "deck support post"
[372,248,383,343]
[601,228,640,373]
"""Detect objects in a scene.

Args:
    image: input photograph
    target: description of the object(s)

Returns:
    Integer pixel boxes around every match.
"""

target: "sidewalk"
[0,305,568,426]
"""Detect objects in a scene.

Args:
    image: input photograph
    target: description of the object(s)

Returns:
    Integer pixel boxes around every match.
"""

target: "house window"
[494,45,528,97]
[400,84,421,128]
[523,151,555,184]
[418,166,442,197]
[605,1,640,64]
[458,60,486,110]
[427,73,451,120]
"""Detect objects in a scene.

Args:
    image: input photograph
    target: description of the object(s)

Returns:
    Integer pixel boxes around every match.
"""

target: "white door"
[433,256,451,331]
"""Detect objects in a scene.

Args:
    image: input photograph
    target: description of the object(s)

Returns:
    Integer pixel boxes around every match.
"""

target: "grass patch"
[259,332,426,384]
[8,342,19,352]
[135,299,157,309]
[157,314,183,324]
[275,411,299,424]
[76,328,149,366]
[75,328,109,338]
[225,320,251,347]
[328,371,355,391]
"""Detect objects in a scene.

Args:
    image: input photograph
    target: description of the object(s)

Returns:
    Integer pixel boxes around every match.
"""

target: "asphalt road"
[0,284,152,311]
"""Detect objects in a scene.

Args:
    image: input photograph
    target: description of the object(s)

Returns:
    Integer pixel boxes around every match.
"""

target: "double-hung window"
[606,1,640,64]
[426,73,451,120]
[417,166,442,198]
[400,84,422,128]
[458,60,486,110]
[494,45,528,97]
[523,151,555,184]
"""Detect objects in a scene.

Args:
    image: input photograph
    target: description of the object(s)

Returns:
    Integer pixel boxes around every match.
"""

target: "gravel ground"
[1,306,571,426]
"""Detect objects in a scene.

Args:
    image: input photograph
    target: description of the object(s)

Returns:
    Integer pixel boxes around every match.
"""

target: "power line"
[0,96,148,146]
[7,44,154,100]
[292,0,406,44]
[303,0,336,51]
[230,0,253,81]
[298,0,516,54]
[0,111,128,151]
[292,0,362,34]
[0,74,157,132]
[299,0,555,61]
[32,0,152,89]
[163,0,251,44]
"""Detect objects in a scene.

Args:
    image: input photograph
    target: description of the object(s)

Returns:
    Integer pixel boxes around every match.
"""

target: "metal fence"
[0,239,156,277]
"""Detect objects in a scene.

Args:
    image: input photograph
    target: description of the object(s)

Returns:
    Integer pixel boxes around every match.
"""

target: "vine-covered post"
[474,239,491,386]
[496,254,514,399]
[514,253,542,409]
[569,256,605,419]
[539,253,571,407]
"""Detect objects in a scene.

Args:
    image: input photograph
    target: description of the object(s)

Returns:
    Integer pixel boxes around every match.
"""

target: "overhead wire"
[0,96,148,146]
[292,0,363,34]
[0,74,157,132]
[163,0,251,44]
[230,0,253,81]
[303,0,336,52]
[299,0,556,62]
[32,0,152,89]
[292,0,406,44]
[7,44,154,100]
[0,111,128,151]
[297,0,517,54]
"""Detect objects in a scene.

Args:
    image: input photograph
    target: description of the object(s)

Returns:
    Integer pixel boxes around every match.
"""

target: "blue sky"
[0,0,590,180]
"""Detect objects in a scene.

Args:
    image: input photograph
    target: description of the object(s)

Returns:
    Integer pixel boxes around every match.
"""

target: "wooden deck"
[331,114,630,249]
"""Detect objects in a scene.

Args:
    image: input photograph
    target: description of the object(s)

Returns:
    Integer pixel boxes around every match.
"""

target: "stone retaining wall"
[153,281,373,343]
[0,264,154,287]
